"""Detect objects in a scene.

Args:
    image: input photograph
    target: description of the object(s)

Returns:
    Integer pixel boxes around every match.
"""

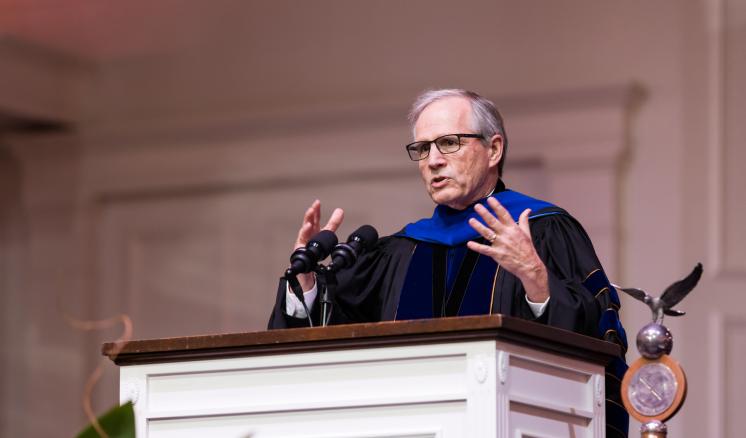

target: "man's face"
[414,97,502,210]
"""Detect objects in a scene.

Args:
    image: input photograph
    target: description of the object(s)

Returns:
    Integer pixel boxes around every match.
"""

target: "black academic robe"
[269,211,608,338]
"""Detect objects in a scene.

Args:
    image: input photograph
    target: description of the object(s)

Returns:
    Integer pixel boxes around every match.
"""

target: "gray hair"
[408,89,509,176]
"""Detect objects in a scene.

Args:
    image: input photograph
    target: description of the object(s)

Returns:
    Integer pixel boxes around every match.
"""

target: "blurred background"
[0,0,744,436]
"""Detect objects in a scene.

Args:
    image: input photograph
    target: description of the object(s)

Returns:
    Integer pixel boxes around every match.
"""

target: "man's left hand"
[466,197,550,303]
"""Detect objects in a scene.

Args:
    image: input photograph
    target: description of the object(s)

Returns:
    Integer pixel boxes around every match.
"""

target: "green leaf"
[75,402,135,438]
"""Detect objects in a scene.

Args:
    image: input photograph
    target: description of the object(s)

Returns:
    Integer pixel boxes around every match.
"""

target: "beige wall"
[0,0,744,436]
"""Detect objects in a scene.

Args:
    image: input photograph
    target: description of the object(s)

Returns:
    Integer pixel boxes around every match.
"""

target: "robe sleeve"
[519,212,606,337]
[267,278,321,329]
[267,236,415,328]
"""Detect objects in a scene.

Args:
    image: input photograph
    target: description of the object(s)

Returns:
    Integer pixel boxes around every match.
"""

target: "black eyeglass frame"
[404,133,485,161]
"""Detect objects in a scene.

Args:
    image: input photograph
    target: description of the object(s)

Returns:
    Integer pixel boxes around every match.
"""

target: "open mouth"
[431,176,449,187]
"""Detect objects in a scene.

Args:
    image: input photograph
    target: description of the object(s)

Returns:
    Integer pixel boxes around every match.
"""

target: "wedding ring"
[487,233,497,243]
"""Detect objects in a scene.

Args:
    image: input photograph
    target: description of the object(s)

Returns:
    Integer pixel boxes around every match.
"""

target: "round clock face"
[628,362,678,416]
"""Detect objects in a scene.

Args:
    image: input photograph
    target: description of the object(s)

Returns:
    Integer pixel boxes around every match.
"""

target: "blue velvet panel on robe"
[395,242,498,319]
[399,189,556,246]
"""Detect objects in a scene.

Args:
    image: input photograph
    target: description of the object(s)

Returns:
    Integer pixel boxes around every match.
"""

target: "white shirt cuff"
[285,279,318,318]
[525,295,549,318]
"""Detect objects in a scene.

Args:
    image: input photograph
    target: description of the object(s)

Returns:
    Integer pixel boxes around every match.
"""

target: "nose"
[426,143,447,168]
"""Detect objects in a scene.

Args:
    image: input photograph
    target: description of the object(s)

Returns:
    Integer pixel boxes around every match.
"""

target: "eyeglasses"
[405,133,484,161]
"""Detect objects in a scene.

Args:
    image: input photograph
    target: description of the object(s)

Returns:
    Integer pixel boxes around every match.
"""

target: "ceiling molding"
[0,36,93,125]
[77,83,639,154]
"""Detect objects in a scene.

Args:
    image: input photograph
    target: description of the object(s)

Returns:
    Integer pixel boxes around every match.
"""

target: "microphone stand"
[316,265,338,327]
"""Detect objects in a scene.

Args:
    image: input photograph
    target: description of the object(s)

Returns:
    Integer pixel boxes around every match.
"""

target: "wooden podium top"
[102,315,621,365]
[102,314,621,366]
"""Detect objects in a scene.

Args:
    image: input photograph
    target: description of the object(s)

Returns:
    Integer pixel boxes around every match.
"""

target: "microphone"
[328,225,379,272]
[286,230,338,276]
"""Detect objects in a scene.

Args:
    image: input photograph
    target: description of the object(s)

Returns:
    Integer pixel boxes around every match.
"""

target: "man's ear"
[487,134,503,168]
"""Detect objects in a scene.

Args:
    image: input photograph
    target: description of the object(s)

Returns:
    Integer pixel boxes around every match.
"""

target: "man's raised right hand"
[293,200,344,291]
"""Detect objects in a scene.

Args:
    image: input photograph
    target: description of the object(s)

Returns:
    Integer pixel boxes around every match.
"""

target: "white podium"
[103,315,619,438]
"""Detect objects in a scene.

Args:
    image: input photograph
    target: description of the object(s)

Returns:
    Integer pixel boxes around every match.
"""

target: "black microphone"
[328,225,379,272]
[286,230,338,276]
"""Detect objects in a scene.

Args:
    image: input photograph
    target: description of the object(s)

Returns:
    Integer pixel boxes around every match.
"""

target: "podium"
[103,315,620,438]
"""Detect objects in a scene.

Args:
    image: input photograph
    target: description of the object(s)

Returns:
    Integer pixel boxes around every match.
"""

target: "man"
[268,89,628,437]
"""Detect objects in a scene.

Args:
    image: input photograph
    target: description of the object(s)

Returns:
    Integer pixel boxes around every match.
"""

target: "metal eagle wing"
[659,263,703,309]
[612,284,648,303]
